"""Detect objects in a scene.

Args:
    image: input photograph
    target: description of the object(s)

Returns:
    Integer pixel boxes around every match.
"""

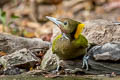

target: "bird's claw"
[52,57,60,74]
[52,63,60,74]
[82,55,89,70]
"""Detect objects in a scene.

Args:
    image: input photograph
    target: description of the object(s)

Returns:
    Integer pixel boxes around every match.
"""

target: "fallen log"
[0,33,50,55]
[0,33,50,75]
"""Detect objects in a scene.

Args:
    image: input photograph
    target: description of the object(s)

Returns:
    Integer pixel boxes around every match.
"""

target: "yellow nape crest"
[74,24,85,39]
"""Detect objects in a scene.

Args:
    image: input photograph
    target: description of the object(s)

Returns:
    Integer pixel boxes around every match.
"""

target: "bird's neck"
[62,33,74,41]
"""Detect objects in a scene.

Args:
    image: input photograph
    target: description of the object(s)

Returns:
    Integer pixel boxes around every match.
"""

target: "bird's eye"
[64,22,67,25]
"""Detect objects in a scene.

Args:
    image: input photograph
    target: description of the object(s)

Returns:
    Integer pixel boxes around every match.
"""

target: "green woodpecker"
[46,16,89,71]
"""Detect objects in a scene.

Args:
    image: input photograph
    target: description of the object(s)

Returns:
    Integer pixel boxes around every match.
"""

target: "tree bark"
[0,33,50,55]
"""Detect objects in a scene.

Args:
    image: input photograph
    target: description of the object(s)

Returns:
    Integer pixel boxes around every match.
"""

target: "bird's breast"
[53,34,86,59]
[54,36,71,53]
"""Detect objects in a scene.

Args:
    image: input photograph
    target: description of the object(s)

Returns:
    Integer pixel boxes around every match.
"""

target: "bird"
[46,16,89,71]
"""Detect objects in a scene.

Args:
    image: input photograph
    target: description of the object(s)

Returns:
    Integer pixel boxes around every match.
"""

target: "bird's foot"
[52,65,60,74]
[52,59,60,74]
[82,55,89,70]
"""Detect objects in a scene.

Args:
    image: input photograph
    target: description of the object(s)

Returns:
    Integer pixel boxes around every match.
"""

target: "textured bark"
[83,20,120,45]
[84,42,120,74]
[0,33,50,54]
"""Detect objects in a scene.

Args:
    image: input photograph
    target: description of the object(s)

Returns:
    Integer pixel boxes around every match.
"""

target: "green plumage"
[52,34,62,52]
[46,16,88,60]
[52,33,88,59]
[72,34,88,48]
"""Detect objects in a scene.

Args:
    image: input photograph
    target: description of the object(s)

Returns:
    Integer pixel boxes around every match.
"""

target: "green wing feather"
[72,34,88,48]
[52,34,88,53]
[52,34,62,53]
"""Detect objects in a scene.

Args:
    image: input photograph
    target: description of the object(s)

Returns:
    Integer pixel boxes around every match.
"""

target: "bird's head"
[46,16,85,39]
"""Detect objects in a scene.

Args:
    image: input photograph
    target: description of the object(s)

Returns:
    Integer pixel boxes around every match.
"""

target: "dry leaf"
[30,67,33,71]
[23,31,35,38]
[0,51,7,56]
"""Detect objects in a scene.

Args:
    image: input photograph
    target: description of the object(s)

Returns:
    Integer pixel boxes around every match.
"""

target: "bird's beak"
[46,16,63,27]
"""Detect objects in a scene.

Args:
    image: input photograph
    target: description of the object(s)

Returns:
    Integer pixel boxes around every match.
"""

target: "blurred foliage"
[0,9,20,34]
[0,0,119,41]
[0,9,6,31]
